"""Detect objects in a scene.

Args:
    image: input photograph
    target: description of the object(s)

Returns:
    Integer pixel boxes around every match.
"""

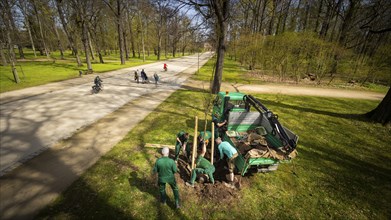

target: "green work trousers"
[190,167,215,184]
[159,180,180,206]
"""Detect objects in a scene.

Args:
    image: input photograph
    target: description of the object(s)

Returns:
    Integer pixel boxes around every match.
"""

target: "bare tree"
[1,0,20,83]
[55,0,82,66]
[103,0,126,65]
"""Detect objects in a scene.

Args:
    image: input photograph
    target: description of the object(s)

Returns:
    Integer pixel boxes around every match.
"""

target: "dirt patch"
[173,153,241,203]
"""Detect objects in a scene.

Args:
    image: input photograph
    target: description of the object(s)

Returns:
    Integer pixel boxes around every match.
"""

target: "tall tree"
[18,0,37,57]
[71,0,93,71]
[31,0,50,58]
[55,0,82,66]
[1,0,20,83]
[186,0,231,94]
[103,0,126,65]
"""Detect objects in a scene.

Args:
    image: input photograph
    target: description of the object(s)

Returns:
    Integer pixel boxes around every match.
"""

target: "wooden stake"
[211,122,215,164]
[191,116,198,169]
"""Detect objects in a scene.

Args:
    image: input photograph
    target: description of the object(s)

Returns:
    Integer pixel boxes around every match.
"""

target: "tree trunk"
[123,30,129,60]
[128,16,136,58]
[0,42,8,66]
[56,0,82,66]
[52,16,64,59]
[2,0,20,83]
[20,0,37,57]
[338,0,357,46]
[82,21,92,71]
[26,19,37,57]
[365,88,391,125]
[268,0,277,35]
[32,0,50,58]
[211,0,229,94]
[117,0,125,64]
[88,31,95,61]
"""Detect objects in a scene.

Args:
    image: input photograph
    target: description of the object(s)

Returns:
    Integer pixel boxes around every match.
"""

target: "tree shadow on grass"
[261,99,370,122]
[37,179,133,219]
[298,138,391,214]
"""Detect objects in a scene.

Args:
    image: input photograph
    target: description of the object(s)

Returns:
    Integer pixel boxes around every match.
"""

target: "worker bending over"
[186,138,215,187]
[175,131,189,162]
[216,137,238,183]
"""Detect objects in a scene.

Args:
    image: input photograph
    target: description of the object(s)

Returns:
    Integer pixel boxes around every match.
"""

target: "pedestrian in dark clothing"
[141,69,147,83]
[153,73,159,85]
[153,147,180,209]
[134,70,139,84]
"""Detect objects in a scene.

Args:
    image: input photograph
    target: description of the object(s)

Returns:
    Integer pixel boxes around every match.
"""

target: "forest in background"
[1,0,390,86]
[226,0,391,85]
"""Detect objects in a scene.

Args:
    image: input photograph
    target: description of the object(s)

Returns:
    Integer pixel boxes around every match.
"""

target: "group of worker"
[153,115,238,209]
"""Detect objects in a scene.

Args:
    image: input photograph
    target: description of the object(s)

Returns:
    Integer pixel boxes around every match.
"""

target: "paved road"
[0,52,213,220]
[0,52,212,176]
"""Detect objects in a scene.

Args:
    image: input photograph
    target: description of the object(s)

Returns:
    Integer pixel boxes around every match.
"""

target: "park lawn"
[192,56,390,94]
[37,90,391,219]
[192,57,262,84]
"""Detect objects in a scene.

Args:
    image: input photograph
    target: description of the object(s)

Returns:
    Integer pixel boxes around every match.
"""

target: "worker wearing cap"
[216,137,238,183]
[186,140,215,187]
[198,131,211,149]
[175,131,189,161]
[153,147,180,209]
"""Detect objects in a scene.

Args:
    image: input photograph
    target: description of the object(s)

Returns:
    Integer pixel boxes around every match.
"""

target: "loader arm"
[243,95,297,153]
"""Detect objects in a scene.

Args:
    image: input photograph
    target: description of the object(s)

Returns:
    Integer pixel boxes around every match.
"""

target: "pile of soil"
[173,153,242,202]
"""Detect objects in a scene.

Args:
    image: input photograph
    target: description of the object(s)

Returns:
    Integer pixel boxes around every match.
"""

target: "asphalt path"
[0,52,212,176]
[0,52,213,219]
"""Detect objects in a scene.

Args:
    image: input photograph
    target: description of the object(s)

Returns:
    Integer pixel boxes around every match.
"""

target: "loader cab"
[212,91,247,121]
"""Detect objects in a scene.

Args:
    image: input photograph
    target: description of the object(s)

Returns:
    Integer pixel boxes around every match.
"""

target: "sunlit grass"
[192,56,262,84]
[37,89,391,219]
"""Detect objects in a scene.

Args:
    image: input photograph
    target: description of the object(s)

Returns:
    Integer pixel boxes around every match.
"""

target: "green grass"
[37,90,391,219]
[192,56,390,94]
[0,49,190,93]
[192,56,262,84]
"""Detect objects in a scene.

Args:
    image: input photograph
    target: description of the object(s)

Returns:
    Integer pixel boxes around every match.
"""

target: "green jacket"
[177,131,189,144]
[153,156,177,183]
[196,156,214,170]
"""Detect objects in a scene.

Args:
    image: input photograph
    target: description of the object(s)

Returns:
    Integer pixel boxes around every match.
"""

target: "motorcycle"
[91,84,103,94]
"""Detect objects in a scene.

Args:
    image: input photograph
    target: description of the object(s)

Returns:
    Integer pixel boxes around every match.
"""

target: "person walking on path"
[134,70,139,84]
[163,63,167,71]
[153,73,159,85]
[175,131,189,162]
[140,69,147,83]
[186,140,215,187]
[153,147,180,209]
[216,137,238,183]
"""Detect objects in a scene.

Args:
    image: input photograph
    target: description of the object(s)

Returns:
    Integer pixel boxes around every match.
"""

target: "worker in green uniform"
[212,113,227,138]
[185,139,215,187]
[197,131,211,150]
[153,147,180,209]
[175,131,189,162]
[216,137,238,183]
